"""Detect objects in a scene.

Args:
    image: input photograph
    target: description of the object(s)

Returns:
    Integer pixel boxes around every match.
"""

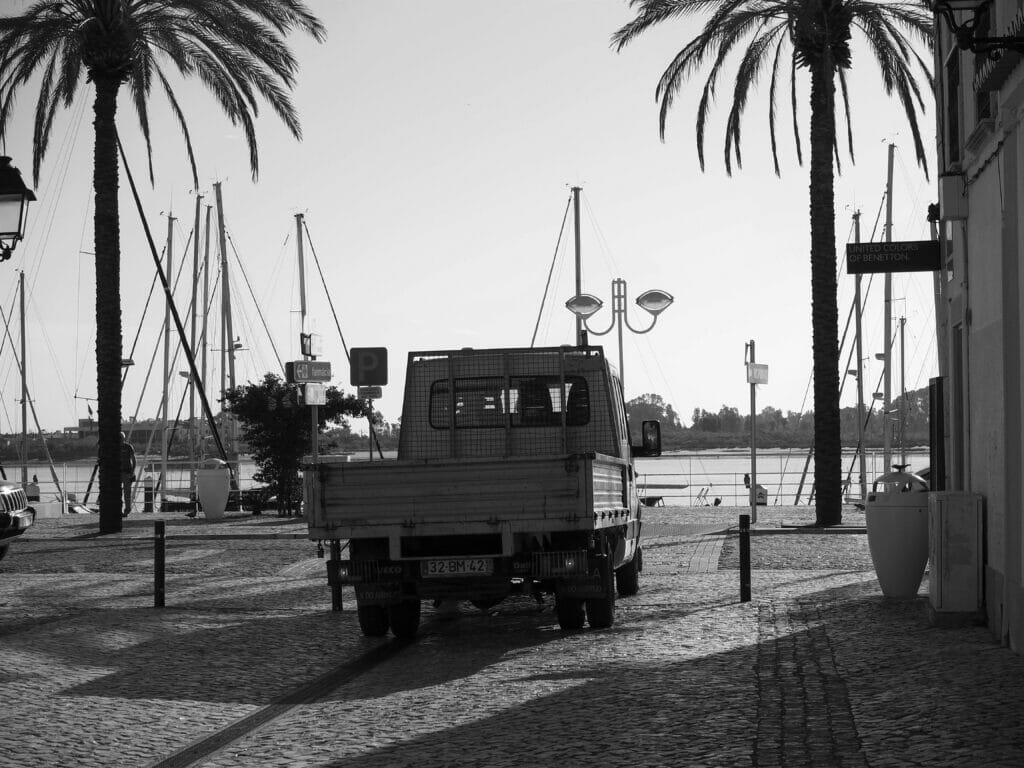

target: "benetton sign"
[845,240,940,274]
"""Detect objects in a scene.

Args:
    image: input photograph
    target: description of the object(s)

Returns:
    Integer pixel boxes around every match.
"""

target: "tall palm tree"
[613,0,933,525]
[0,0,324,533]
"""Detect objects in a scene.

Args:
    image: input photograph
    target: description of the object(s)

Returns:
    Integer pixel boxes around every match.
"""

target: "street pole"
[748,339,757,524]
[853,211,868,502]
[572,186,583,346]
[614,279,625,392]
[296,213,319,487]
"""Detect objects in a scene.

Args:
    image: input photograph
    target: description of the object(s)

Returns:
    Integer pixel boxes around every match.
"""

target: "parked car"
[0,480,33,561]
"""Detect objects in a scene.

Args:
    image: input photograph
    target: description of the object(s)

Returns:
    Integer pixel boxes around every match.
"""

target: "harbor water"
[11,447,929,509]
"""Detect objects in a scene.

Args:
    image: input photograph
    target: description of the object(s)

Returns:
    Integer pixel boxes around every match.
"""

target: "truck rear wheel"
[388,599,421,639]
[586,589,615,629]
[586,553,616,629]
[615,546,641,597]
[357,604,390,637]
[555,595,586,630]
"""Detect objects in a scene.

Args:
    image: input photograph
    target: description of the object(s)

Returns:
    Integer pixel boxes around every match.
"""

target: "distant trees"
[626,387,930,451]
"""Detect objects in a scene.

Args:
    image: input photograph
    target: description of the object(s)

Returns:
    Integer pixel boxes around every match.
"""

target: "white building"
[931,0,1024,650]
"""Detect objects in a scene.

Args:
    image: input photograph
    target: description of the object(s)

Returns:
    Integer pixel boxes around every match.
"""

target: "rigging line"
[0,298,65,498]
[531,193,573,348]
[581,193,621,279]
[116,131,228,464]
[224,229,285,373]
[301,219,351,363]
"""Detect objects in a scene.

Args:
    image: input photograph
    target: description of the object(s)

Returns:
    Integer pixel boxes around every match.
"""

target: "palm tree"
[0,0,325,533]
[613,1,933,525]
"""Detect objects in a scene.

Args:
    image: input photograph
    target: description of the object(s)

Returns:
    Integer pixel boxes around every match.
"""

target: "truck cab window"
[431,375,590,429]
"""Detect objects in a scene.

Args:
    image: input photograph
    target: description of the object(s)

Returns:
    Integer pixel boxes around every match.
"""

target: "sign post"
[745,342,769,523]
[351,348,389,462]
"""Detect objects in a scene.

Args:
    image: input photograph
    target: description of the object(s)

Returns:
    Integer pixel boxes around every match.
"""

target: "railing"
[6,458,264,508]
[636,450,931,506]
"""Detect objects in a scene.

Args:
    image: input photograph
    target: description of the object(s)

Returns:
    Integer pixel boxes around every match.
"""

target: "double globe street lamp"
[565,278,673,391]
[0,156,36,263]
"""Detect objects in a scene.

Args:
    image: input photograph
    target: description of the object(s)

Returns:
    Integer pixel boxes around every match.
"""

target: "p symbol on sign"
[350,347,388,386]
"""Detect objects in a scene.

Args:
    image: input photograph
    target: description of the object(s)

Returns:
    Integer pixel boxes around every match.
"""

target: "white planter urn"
[196,463,231,520]
[865,468,930,599]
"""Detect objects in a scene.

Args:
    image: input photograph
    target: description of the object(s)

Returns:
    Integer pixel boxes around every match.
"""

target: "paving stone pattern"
[2,506,1023,767]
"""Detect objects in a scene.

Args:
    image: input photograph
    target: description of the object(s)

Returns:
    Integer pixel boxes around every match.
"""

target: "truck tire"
[615,546,641,597]
[0,543,8,562]
[555,595,586,631]
[388,599,421,639]
[586,554,616,629]
[356,604,390,637]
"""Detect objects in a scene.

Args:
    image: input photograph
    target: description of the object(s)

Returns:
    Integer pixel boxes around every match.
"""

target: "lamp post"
[0,157,36,263]
[930,1,1024,55]
[565,278,673,392]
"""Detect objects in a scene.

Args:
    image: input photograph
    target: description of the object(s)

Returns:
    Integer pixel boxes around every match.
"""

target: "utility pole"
[882,143,895,473]
[572,186,583,346]
[853,211,868,501]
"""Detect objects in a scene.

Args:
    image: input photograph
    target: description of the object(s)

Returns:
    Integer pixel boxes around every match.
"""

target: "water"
[12,448,929,508]
[635,448,930,506]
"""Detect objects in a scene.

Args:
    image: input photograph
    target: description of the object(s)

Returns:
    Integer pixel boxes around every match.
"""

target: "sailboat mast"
[572,186,583,346]
[162,213,174,510]
[20,270,27,487]
[853,211,867,501]
[200,204,212,461]
[883,143,895,473]
[189,195,201,473]
[214,182,236,460]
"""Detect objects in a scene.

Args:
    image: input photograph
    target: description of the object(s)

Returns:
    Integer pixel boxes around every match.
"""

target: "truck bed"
[304,453,635,558]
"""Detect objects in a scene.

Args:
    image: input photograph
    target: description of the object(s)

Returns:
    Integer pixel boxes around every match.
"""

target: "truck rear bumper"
[331,549,609,604]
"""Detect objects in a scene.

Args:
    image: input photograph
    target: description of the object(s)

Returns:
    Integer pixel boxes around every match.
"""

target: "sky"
[0,0,940,437]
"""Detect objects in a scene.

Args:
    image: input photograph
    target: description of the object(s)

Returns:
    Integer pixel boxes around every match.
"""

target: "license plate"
[422,558,493,577]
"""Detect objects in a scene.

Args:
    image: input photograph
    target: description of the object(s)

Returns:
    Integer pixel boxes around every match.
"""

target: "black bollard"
[329,539,343,612]
[740,514,751,602]
[154,520,165,608]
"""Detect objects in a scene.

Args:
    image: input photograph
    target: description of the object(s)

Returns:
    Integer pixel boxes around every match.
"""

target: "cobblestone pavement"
[2,506,1023,767]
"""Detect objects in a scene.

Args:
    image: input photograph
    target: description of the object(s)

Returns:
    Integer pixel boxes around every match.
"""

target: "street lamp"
[0,157,36,263]
[565,278,673,391]
[930,1,1024,55]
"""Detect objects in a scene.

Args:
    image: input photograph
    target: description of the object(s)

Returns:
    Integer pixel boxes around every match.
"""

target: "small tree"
[223,374,366,515]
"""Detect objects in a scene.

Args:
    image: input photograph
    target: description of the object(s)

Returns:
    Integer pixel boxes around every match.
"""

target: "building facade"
[932,0,1024,650]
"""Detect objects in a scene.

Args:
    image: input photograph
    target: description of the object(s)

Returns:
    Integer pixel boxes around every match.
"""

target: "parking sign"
[350,347,388,386]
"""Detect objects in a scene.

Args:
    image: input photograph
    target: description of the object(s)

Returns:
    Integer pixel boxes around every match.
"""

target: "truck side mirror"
[633,420,661,457]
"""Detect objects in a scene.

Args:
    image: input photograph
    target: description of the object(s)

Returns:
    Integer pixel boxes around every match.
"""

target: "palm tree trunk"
[93,75,124,534]
[808,60,842,526]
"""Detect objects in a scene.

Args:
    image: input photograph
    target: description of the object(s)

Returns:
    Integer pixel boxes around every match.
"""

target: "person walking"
[120,432,137,518]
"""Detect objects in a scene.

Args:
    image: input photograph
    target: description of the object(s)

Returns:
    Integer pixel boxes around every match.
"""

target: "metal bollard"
[154,520,165,608]
[739,514,751,603]
[143,475,154,514]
